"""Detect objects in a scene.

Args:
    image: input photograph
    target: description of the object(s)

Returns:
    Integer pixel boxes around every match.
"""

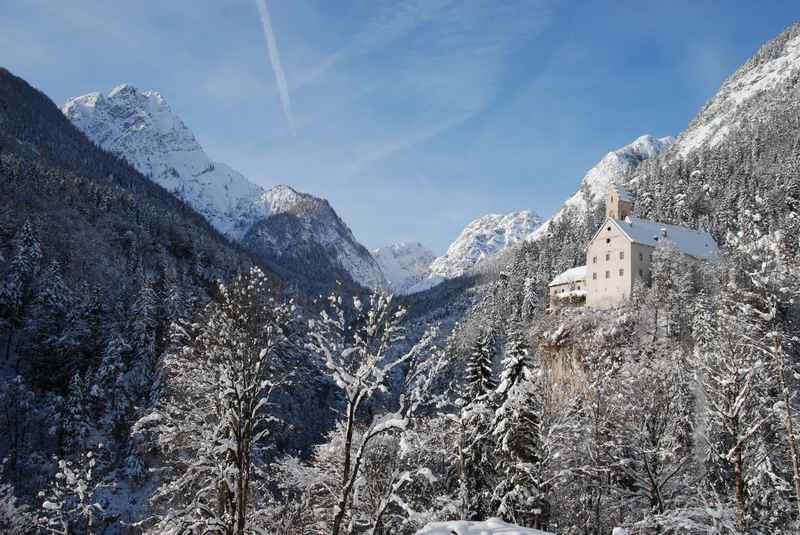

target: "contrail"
[256,0,295,134]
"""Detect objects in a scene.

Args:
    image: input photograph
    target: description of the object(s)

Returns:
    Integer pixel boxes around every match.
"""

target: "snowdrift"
[414,518,554,534]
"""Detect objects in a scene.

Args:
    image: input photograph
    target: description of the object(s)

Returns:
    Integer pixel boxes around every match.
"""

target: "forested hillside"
[3,18,800,535]
[0,68,285,529]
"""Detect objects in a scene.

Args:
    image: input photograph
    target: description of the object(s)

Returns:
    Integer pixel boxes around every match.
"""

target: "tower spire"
[606,183,633,220]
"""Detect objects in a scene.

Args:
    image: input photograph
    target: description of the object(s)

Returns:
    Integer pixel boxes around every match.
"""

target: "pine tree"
[128,276,160,394]
[492,327,548,528]
[457,329,499,521]
[465,329,497,402]
[25,261,75,388]
[62,373,91,455]
[0,219,42,363]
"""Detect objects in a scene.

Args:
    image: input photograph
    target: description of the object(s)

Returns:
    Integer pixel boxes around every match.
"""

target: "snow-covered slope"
[674,22,800,156]
[62,84,265,239]
[429,210,543,280]
[63,85,385,289]
[244,185,386,290]
[530,134,673,241]
[372,241,435,294]
[415,519,553,534]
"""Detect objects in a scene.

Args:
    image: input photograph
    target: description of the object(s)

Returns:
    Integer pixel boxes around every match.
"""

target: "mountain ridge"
[372,241,436,295]
[62,85,385,290]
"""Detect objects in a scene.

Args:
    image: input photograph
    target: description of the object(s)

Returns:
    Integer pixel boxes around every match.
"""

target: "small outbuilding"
[548,265,587,305]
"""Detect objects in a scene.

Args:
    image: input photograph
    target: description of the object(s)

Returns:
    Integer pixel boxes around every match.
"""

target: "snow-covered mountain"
[429,210,543,280]
[243,185,386,290]
[407,135,670,294]
[372,242,435,295]
[674,23,800,157]
[63,85,385,290]
[62,84,265,239]
[530,134,674,241]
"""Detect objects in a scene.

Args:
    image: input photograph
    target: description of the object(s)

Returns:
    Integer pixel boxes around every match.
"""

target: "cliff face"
[537,307,639,403]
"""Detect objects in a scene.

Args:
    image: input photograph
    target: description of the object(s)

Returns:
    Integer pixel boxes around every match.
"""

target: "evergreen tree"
[0,219,42,363]
[464,329,497,402]
[492,326,548,528]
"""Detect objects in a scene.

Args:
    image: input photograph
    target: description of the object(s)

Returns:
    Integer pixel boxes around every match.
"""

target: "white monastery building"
[549,184,719,309]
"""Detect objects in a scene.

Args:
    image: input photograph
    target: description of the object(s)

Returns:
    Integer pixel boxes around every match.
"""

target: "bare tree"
[307,291,434,535]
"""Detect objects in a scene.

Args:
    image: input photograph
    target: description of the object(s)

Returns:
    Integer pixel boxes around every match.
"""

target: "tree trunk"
[332,398,359,535]
[458,415,468,520]
[342,399,357,486]
[734,444,746,531]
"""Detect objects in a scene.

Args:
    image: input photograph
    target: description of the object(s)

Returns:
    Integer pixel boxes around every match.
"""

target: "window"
[592,256,597,264]
[639,269,643,277]
[619,269,624,277]
[606,238,610,244]
[639,252,643,262]
[607,226,611,231]
[619,251,624,259]
[605,270,610,279]
[605,253,610,261]
[593,272,597,280]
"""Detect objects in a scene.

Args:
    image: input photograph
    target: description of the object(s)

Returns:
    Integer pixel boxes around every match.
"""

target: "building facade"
[549,184,719,309]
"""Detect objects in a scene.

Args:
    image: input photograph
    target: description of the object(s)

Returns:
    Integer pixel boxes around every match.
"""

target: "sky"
[3,1,800,253]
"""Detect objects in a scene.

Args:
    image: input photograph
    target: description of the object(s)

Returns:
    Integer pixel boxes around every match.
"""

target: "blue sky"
[3,1,800,253]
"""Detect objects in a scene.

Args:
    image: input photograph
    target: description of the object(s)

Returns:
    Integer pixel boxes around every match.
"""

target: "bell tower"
[606,183,633,220]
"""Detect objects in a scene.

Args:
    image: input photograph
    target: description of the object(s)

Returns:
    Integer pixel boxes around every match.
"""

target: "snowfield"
[415,519,553,534]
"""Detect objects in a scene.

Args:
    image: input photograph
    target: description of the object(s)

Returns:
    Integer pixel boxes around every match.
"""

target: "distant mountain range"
[60,22,800,297]
[63,85,385,291]
[372,242,435,295]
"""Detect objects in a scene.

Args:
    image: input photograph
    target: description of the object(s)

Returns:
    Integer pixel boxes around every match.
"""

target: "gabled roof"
[548,265,587,287]
[607,216,719,260]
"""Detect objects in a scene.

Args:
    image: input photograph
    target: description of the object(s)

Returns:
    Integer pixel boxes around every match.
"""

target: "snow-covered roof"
[548,265,587,287]
[415,518,554,534]
[615,216,719,260]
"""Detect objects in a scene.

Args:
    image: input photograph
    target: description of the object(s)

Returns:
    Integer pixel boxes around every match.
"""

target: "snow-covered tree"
[306,290,434,535]
[456,328,499,522]
[62,373,91,455]
[610,348,695,524]
[0,460,35,535]
[464,329,497,402]
[0,219,42,363]
[139,267,295,535]
[693,286,779,531]
[491,326,547,528]
[128,276,160,392]
[37,448,108,535]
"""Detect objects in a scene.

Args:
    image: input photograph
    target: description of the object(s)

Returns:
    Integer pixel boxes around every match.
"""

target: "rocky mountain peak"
[63,86,385,290]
